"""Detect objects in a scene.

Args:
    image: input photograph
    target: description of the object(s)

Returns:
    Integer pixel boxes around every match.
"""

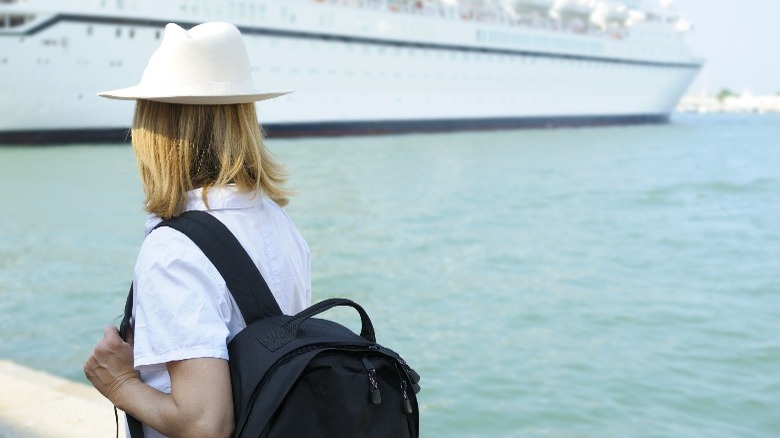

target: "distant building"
[678,91,780,114]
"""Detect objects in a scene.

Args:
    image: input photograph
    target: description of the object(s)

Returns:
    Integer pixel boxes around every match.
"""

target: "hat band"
[137,75,256,97]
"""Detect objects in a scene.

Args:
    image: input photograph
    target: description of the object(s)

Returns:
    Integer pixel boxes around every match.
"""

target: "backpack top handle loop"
[259,298,377,351]
[288,298,376,342]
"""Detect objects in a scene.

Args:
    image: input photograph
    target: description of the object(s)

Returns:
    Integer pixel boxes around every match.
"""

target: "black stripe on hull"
[0,114,669,145]
[0,128,132,146]
[1,14,703,70]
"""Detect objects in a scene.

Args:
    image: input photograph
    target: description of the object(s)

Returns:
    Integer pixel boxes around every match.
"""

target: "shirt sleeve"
[132,228,231,368]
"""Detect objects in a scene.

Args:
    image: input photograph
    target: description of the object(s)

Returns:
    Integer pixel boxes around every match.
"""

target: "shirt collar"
[144,185,261,236]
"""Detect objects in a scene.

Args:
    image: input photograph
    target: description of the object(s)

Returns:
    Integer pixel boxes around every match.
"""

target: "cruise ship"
[0,0,702,144]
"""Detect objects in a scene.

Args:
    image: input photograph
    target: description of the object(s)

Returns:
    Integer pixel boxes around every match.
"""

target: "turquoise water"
[1,114,779,437]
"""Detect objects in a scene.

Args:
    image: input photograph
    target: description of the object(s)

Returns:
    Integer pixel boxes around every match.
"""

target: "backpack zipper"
[400,378,413,415]
[361,357,382,405]
[397,357,421,389]
[393,362,414,415]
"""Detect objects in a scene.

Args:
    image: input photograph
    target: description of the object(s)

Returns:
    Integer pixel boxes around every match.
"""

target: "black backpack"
[120,210,421,437]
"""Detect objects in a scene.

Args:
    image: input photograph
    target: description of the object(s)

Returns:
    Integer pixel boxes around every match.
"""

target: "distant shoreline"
[677,93,780,114]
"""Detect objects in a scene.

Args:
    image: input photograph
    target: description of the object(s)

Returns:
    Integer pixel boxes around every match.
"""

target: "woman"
[84,22,311,438]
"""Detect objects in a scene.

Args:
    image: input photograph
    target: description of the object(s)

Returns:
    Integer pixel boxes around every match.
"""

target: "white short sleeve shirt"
[129,186,311,438]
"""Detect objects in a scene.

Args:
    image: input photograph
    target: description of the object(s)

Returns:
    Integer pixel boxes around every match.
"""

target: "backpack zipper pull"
[361,357,382,405]
[400,379,413,415]
[397,358,421,393]
[398,358,421,384]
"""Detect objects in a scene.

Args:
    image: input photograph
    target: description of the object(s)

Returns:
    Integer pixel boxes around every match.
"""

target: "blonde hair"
[131,99,292,219]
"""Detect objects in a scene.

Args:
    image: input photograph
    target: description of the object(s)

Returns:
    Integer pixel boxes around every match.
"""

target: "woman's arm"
[85,325,234,438]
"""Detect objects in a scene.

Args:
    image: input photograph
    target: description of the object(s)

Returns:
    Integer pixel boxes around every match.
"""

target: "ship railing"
[307,0,637,39]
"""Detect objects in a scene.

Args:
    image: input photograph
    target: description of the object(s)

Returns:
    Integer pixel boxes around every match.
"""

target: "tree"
[716,88,736,102]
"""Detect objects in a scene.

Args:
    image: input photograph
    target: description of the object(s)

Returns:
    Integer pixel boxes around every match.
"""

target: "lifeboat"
[623,9,647,27]
[590,1,629,29]
[512,0,554,14]
[550,0,596,19]
[675,18,692,32]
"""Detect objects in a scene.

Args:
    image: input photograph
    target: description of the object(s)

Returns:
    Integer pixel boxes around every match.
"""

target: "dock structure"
[0,360,126,438]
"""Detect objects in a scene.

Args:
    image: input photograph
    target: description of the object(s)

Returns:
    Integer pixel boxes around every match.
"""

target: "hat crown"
[140,23,252,92]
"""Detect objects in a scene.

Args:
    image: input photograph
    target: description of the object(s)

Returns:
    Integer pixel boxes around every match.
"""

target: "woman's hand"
[84,326,233,437]
[84,325,139,403]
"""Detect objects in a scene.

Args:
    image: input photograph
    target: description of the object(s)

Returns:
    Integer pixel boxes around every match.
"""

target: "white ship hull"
[0,0,702,143]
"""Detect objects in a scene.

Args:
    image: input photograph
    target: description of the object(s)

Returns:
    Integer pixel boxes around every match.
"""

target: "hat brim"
[98,86,292,105]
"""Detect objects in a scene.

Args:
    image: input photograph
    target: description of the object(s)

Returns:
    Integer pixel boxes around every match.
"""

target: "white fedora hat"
[99,22,291,104]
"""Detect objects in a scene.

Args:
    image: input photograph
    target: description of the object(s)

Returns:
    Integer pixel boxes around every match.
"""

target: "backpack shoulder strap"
[157,210,284,323]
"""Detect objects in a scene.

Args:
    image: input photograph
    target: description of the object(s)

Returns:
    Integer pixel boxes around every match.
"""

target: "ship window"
[155,30,161,39]
[1,14,35,28]
[129,29,135,38]
[116,28,122,38]
[87,26,93,36]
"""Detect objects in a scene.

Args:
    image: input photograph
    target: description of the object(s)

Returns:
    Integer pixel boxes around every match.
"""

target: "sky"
[671,0,780,95]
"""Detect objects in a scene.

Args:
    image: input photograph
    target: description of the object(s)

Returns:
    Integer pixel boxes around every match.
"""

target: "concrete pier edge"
[0,360,126,438]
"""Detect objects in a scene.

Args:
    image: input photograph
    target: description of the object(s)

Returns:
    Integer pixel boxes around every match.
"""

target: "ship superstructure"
[0,0,702,143]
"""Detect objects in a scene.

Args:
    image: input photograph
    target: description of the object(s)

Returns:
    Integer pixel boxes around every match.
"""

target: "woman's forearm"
[114,377,232,438]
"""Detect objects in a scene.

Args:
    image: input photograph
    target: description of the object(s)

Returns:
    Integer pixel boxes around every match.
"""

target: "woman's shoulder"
[135,225,221,280]
[139,224,198,255]
[261,197,311,251]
